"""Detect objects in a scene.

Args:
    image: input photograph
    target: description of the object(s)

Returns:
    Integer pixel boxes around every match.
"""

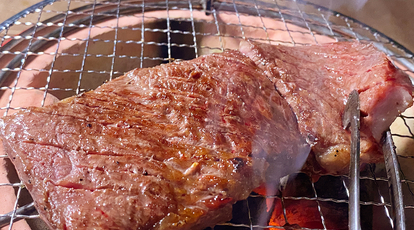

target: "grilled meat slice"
[240,41,414,175]
[0,51,310,230]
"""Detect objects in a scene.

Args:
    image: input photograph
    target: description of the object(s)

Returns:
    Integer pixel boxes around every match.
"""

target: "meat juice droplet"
[203,196,233,209]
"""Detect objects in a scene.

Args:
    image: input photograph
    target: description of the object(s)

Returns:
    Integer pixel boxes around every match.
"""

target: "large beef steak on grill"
[0,51,310,230]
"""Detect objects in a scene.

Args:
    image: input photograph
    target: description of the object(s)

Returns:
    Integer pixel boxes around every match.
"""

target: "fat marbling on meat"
[240,40,414,175]
[0,51,310,229]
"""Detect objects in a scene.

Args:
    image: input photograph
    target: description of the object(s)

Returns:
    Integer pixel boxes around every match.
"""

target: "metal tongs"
[383,131,406,230]
[343,90,406,230]
[343,90,361,230]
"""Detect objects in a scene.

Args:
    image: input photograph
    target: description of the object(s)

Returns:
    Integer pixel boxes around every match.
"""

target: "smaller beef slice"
[240,41,414,175]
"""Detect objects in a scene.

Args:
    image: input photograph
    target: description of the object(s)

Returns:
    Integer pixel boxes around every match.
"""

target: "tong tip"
[342,90,360,130]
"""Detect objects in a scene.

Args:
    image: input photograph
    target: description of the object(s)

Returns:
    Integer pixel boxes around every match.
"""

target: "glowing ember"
[266,198,348,230]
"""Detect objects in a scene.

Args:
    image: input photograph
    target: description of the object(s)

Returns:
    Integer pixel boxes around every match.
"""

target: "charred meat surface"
[240,41,414,175]
[0,51,310,230]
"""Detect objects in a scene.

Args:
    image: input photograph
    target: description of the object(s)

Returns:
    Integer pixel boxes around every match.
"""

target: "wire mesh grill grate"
[0,0,413,229]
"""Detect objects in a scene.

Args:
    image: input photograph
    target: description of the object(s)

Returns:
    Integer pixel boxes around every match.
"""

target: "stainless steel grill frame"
[0,0,413,229]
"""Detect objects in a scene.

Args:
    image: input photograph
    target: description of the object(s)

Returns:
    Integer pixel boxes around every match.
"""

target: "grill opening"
[0,18,199,101]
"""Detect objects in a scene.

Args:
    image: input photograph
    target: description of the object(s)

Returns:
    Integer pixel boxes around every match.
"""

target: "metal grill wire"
[0,0,413,229]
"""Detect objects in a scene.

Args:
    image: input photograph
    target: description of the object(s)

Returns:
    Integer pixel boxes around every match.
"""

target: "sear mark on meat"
[240,40,414,175]
[0,50,310,230]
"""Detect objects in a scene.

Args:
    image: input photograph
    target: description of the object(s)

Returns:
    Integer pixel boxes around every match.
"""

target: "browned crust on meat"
[0,51,309,229]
